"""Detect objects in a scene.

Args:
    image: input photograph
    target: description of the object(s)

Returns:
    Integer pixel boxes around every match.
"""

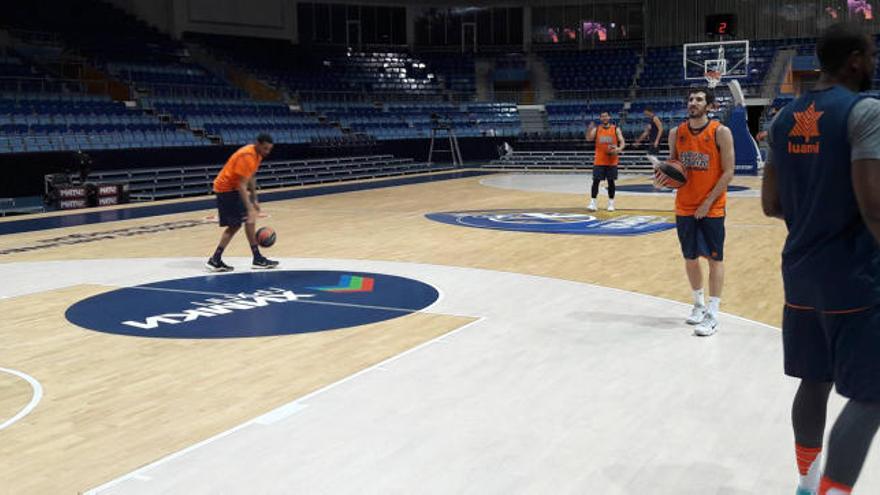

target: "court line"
[0,368,43,431]
[0,170,492,236]
[84,316,486,494]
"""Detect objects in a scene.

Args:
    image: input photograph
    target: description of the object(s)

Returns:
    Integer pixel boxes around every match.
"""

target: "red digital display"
[706,14,736,37]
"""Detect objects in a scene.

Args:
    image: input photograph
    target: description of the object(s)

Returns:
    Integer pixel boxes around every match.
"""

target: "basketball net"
[704,58,727,89]
[705,70,722,88]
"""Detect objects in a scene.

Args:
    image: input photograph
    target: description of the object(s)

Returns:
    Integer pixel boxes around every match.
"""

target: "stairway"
[527,53,555,103]
[474,57,494,101]
[518,105,548,135]
[185,42,285,102]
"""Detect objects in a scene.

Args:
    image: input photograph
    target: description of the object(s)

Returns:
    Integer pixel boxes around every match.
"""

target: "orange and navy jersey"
[213,144,262,193]
[594,124,620,166]
[769,85,880,311]
[674,120,725,217]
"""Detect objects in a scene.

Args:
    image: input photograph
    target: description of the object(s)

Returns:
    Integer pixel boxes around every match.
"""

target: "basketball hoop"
[705,70,722,88]
[703,58,726,88]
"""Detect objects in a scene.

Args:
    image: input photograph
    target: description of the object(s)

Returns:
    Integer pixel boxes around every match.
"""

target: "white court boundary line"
[0,367,43,431]
[477,174,761,197]
[84,316,486,494]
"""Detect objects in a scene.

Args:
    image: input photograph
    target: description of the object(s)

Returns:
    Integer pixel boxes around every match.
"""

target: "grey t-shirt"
[767,97,880,160]
[847,97,880,160]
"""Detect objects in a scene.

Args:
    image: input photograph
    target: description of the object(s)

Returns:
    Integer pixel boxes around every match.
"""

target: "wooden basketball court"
[1,171,876,493]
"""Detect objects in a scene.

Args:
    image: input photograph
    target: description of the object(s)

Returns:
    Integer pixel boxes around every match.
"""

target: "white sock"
[799,452,822,491]
[692,289,705,307]
[708,297,721,317]
[608,199,615,206]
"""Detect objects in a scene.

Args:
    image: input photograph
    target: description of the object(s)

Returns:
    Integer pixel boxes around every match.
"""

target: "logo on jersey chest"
[787,102,823,154]
[679,151,710,171]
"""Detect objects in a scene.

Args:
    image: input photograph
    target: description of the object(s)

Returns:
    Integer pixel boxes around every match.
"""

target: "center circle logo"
[426,209,675,236]
[65,270,439,339]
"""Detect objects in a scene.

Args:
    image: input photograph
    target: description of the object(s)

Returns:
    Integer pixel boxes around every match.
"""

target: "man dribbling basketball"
[667,88,735,336]
[206,133,279,272]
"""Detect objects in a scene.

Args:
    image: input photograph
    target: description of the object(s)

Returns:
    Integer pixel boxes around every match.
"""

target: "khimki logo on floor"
[123,275,378,329]
[65,271,439,339]
[426,209,675,236]
[121,287,313,330]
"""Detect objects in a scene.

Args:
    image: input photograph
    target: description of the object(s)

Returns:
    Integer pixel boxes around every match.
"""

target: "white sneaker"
[694,314,718,337]
[587,200,597,212]
[686,304,707,325]
[607,201,615,212]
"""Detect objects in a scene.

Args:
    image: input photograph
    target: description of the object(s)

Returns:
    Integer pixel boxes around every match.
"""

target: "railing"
[630,83,764,99]
[295,89,632,105]
[126,81,245,100]
[293,84,770,106]
[413,44,526,54]
[0,76,112,96]
[296,90,453,104]
[7,28,63,47]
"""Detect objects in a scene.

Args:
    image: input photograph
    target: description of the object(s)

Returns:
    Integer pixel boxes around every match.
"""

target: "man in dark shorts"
[763,22,880,495]
[206,133,279,271]
[635,106,664,155]
[667,88,736,337]
[585,111,625,212]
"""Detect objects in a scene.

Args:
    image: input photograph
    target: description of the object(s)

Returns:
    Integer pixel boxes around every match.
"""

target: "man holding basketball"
[667,88,735,336]
[585,111,625,212]
[206,133,279,272]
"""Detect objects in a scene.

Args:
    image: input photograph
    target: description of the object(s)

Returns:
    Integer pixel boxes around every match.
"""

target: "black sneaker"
[205,258,234,273]
[252,256,279,269]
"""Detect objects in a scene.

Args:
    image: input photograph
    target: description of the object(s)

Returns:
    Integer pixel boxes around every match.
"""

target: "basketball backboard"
[683,40,749,84]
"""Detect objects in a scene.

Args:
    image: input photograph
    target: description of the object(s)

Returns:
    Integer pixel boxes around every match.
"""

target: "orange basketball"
[256,226,276,248]
[653,159,688,189]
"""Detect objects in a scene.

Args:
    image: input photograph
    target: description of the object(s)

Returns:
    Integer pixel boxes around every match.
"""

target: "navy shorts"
[215,191,246,227]
[783,304,880,401]
[676,215,725,261]
[592,165,618,181]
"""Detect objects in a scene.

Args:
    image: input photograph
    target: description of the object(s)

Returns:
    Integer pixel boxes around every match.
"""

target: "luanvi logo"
[787,102,824,155]
[0,219,212,256]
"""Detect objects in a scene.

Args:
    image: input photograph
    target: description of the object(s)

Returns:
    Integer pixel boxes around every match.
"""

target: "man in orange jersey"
[585,111,626,212]
[667,88,735,336]
[206,133,279,271]
[763,23,880,495]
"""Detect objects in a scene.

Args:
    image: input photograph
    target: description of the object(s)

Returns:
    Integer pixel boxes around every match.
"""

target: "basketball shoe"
[694,314,718,337]
[252,256,279,269]
[206,258,233,272]
[686,304,707,325]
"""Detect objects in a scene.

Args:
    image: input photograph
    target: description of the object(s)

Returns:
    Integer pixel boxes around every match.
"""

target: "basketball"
[653,159,688,189]
[256,226,276,248]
